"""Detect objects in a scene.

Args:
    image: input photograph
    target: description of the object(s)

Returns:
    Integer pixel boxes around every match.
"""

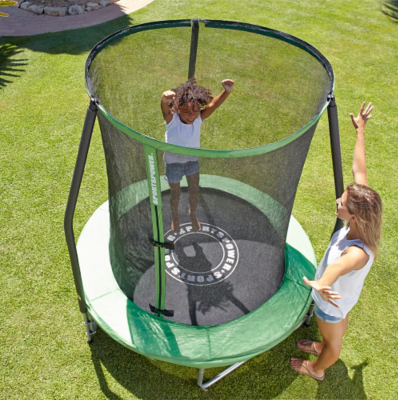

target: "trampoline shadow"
[87,293,369,399]
[88,324,326,399]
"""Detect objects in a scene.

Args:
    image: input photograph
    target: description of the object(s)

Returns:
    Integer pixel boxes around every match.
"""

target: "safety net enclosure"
[66,19,338,381]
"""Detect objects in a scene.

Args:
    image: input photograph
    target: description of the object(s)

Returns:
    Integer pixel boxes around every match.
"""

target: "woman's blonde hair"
[346,183,382,258]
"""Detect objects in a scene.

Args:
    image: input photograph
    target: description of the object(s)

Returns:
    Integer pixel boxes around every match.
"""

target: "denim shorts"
[314,304,343,324]
[165,161,200,184]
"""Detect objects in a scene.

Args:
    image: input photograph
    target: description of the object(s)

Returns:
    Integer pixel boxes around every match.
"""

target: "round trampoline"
[65,19,343,389]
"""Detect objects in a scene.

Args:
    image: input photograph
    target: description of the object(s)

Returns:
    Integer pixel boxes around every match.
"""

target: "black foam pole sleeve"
[188,19,199,80]
[64,100,97,313]
[327,94,344,235]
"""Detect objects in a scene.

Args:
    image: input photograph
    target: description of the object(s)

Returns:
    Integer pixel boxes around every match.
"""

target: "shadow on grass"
[0,14,134,56]
[315,359,369,399]
[0,43,27,89]
[289,327,369,399]
[88,327,298,399]
[88,322,369,399]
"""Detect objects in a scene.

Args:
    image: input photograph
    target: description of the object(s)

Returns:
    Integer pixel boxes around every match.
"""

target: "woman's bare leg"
[169,182,181,233]
[186,172,200,231]
[311,316,347,373]
[291,315,348,377]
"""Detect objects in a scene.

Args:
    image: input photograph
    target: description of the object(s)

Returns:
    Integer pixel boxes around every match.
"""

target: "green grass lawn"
[1,0,398,398]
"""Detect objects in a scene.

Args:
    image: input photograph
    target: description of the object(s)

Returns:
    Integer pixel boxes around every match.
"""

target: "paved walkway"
[0,0,154,36]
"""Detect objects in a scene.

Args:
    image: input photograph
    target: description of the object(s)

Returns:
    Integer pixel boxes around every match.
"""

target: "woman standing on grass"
[290,102,382,381]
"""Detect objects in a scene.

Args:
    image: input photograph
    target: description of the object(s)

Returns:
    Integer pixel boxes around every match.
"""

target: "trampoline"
[65,19,344,389]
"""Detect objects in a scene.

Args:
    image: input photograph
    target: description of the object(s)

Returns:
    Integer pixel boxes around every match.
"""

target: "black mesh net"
[88,21,332,326]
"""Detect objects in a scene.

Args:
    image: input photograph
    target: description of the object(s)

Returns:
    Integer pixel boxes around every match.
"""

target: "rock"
[111,0,119,3]
[44,6,67,16]
[85,2,100,11]
[27,4,44,14]
[19,1,31,9]
[68,4,84,14]
[99,0,111,6]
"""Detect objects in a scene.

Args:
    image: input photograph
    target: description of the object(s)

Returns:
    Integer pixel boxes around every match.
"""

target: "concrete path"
[0,0,154,36]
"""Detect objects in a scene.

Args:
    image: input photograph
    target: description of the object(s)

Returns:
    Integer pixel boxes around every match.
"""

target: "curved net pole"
[327,94,344,235]
[64,99,98,340]
[304,94,344,330]
[188,19,200,79]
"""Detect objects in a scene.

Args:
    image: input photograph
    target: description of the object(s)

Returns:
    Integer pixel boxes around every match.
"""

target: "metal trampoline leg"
[197,361,246,391]
[83,313,97,344]
[65,99,98,317]
[304,302,315,327]
[197,369,205,386]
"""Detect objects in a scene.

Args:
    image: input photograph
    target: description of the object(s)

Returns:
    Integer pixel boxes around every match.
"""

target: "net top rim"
[85,19,334,157]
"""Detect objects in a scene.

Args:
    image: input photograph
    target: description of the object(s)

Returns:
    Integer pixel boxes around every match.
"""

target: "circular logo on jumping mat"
[164,223,239,286]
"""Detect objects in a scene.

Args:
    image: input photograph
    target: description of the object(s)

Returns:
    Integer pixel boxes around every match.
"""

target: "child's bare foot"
[171,216,180,233]
[189,209,200,232]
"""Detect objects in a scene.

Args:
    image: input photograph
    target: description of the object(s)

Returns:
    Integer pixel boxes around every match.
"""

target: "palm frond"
[382,0,398,20]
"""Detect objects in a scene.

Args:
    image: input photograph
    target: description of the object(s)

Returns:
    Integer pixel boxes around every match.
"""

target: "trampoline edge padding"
[77,199,316,369]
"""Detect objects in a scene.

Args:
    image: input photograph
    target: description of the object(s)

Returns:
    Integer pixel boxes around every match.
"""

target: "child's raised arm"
[350,102,373,187]
[201,79,234,121]
[161,90,175,124]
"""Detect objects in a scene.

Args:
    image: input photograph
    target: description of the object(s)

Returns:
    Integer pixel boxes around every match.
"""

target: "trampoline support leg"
[304,301,315,327]
[65,99,98,315]
[197,361,246,391]
[197,369,205,387]
[83,313,97,344]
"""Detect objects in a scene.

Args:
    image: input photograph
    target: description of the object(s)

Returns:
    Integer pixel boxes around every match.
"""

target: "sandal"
[290,357,325,381]
[297,339,321,355]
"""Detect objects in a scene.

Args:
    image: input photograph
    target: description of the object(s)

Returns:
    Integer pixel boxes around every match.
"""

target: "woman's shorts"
[165,161,199,184]
[314,304,343,324]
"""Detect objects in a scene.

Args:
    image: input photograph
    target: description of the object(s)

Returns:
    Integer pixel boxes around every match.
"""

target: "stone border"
[19,0,119,16]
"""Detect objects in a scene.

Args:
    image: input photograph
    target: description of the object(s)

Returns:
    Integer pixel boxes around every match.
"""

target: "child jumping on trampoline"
[161,78,234,233]
[290,102,382,381]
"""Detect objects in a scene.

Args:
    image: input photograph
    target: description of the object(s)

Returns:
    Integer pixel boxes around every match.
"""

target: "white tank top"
[312,226,374,318]
[163,112,202,164]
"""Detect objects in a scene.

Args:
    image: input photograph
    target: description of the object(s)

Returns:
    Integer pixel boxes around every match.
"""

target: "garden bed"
[18,0,119,16]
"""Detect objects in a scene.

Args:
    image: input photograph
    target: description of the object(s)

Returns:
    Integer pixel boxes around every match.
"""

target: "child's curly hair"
[171,79,213,112]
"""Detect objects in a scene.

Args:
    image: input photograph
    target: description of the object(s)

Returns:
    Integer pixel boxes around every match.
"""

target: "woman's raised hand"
[350,102,373,131]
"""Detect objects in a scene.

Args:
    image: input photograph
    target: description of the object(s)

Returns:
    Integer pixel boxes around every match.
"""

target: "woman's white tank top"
[312,226,374,319]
